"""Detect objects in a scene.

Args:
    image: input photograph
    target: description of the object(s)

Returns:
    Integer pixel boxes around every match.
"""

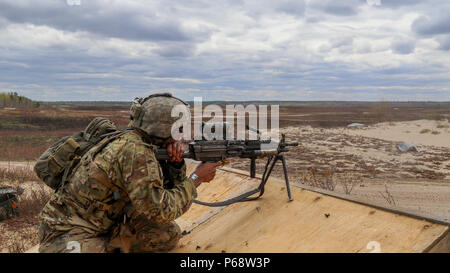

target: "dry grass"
[300,167,362,195]
[301,167,337,192]
[379,184,397,206]
[0,164,51,253]
[0,105,130,161]
[353,159,379,178]
[338,173,362,195]
[15,184,51,221]
[422,113,446,121]
[0,183,51,253]
[0,165,38,183]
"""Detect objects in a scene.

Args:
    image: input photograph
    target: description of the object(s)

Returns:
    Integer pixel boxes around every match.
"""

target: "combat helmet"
[129,93,189,139]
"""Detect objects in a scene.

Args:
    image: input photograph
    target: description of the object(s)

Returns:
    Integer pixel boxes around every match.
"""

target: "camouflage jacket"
[39,130,197,236]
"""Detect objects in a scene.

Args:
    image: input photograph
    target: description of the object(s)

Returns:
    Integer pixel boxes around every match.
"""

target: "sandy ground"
[338,120,450,220]
[231,119,450,220]
[346,119,450,148]
[280,120,450,180]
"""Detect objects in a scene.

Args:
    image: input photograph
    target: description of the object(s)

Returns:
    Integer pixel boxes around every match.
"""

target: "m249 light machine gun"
[156,125,299,207]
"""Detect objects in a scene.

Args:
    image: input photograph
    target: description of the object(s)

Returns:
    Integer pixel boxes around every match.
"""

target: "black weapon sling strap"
[193,155,284,207]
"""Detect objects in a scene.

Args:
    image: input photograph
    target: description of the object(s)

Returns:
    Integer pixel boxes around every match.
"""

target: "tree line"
[0,92,40,108]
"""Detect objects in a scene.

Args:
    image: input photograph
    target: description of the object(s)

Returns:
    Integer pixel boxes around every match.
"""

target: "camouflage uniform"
[39,129,197,253]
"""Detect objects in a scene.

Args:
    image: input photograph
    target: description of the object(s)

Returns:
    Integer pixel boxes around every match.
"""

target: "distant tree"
[0,92,39,108]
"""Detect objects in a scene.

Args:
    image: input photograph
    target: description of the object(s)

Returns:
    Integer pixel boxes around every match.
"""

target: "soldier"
[38,93,220,253]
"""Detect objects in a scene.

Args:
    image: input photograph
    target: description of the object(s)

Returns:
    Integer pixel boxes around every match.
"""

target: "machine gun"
[156,125,299,207]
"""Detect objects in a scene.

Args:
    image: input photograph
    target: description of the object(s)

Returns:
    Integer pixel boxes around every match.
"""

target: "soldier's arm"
[119,142,197,224]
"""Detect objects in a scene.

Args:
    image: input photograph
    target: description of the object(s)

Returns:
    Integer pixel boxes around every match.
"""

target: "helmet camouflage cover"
[129,93,189,139]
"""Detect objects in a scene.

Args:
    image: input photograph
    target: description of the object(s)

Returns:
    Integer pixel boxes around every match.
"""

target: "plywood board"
[176,163,261,234]
[173,162,449,253]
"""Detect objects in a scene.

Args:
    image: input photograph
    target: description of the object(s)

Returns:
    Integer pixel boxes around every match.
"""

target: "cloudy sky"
[0,0,449,101]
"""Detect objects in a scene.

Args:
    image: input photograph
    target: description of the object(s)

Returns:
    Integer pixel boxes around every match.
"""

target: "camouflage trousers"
[39,215,182,253]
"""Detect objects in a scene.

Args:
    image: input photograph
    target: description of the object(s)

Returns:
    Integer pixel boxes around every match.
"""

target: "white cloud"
[0,0,449,101]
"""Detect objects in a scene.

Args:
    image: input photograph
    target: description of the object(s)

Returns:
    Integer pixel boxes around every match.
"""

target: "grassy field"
[0,105,130,161]
[1,102,449,161]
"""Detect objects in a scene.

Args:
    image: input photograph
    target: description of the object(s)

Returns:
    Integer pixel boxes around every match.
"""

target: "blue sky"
[0,0,449,101]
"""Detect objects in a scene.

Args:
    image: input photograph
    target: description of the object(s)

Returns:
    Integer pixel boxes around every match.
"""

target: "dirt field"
[1,103,450,252]
[230,119,450,221]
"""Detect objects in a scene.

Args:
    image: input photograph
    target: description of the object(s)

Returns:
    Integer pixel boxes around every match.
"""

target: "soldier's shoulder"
[92,130,156,169]
[113,130,156,153]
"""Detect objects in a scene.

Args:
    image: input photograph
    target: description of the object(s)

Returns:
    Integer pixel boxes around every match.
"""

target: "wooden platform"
[171,162,449,253]
[27,162,450,253]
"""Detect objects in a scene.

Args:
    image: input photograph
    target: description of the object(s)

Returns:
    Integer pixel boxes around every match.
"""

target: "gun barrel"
[156,149,194,161]
[156,139,298,161]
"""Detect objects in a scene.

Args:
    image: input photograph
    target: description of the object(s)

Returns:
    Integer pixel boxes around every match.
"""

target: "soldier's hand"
[193,162,221,183]
[167,142,184,163]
